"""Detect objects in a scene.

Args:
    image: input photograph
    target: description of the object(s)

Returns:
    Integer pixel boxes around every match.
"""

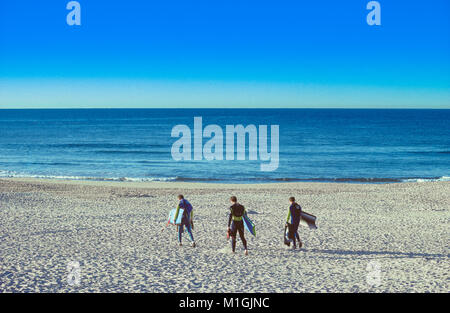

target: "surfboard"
[284,225,303,248]
[167,208,184,225]
[300,211,317,229]
[243,213,256,236]
[283,225,291,246]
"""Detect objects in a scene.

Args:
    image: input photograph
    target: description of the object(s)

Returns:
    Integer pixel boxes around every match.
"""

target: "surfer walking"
[228,196,249,255]
[286,196,302,249]
[174,194,196,247]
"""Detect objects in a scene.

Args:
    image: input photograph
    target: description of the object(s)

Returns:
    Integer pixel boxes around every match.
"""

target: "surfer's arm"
[286,208,291,224]
[228,209,232,228]
[174,204,181,222]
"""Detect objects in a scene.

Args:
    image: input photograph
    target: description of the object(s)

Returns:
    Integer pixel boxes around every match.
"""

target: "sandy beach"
[0,178,448,293]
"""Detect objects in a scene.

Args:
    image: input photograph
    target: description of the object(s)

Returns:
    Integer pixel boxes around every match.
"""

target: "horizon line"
[0,107,449,110]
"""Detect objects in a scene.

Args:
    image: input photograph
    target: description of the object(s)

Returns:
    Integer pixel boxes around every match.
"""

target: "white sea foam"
[0,170,177,182]
[401,176,450,183]
[1,170,449,183]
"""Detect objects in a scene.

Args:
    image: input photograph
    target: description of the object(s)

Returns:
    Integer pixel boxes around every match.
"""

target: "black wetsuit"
[287,202,302,247]
[228,203,248,252]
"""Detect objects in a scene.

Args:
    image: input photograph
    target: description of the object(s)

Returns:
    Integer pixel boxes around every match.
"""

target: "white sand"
[0,178,448,293]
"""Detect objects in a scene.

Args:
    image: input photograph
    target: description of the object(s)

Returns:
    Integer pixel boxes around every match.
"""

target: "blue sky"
[0,0,449,108]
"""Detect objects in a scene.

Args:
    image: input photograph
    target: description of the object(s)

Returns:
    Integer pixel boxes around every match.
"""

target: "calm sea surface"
[0,109,448,183]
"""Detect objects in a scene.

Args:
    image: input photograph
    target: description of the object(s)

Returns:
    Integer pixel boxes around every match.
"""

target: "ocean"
[0,109,448,183]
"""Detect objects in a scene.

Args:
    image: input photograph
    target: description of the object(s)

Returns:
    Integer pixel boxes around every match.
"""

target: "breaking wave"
[1,170,449,184]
